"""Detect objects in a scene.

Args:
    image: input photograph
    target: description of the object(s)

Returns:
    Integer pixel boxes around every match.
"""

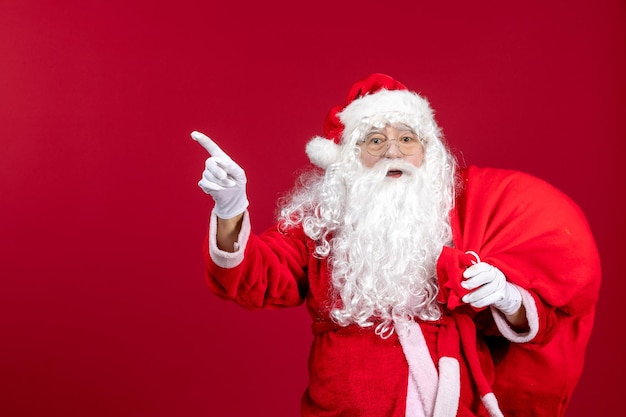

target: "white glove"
[191,131,249,219]
[461,262,522,315]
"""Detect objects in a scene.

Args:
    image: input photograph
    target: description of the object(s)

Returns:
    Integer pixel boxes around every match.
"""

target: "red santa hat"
[306,73,440,168]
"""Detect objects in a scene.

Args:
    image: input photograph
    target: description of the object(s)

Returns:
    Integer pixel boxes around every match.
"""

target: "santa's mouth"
[386,169,404,178]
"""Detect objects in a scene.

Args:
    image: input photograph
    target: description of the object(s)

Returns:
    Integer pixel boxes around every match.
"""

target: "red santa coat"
[203,166,601,417]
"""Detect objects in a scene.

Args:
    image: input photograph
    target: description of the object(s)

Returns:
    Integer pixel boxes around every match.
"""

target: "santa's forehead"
[354,115,424,136]
[365,122,416,133]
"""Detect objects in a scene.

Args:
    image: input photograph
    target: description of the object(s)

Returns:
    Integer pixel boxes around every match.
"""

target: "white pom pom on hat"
[306,73,436,169]
[305,135,342,169]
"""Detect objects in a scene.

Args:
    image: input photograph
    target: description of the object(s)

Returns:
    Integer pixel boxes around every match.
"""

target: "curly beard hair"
[279,138,456,337]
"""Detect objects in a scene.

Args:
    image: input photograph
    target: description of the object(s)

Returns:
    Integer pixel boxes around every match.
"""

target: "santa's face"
[357,124,425,172]
[280,115,456,332]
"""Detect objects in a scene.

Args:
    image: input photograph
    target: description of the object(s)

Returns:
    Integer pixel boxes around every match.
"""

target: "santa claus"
[191,74,600,416]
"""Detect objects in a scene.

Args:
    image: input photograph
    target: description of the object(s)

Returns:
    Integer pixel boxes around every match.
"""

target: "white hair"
[279,113,457,337]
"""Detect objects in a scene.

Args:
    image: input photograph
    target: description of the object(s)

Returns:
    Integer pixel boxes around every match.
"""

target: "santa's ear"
[306,136,342,169]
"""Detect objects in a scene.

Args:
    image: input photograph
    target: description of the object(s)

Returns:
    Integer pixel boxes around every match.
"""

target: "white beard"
[279,136,456,337]
[328,159,452,335]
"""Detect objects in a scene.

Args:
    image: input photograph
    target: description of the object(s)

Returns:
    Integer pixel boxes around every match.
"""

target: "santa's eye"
[366,135,386,145]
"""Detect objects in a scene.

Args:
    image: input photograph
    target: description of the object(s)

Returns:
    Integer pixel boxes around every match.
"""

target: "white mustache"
[368,159,419,178]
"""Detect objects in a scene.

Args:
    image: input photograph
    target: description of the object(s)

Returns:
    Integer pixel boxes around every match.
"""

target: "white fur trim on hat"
[305,89,437,169]
[305,135,342,169]
[338,89,435,141]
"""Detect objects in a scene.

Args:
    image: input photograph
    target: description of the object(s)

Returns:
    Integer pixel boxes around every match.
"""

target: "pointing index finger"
[191,131,227,157]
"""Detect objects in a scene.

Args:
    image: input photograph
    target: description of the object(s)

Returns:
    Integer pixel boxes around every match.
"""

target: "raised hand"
[191,131,249,219]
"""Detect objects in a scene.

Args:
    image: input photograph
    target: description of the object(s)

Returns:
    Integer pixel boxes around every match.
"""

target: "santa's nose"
[383,140,404,158]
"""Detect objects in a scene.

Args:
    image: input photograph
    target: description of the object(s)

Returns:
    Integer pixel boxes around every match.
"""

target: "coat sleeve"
[203,209,311,310]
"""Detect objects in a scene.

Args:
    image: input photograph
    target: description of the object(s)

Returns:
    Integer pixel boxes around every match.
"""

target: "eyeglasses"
[359,132,424,157]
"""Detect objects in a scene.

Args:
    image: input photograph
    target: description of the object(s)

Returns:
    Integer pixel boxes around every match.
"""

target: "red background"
[1,1,624,416]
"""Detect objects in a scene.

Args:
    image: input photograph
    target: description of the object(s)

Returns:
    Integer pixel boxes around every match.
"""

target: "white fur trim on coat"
[406,374,427,417]
[433,356,461,417]
[208,209,250,269]
[397,321,439,416]
[491,284,539,343]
